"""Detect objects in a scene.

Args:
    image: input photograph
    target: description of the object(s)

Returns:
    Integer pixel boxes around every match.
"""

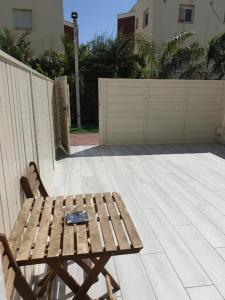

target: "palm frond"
[161,31,195,60]
[0,28,15,52]
[136,33,157,77]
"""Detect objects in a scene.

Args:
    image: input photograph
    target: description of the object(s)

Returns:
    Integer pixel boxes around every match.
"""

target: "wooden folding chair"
[20,161,48,199]
[20,162,53,298]
[20,162,97,296]
[0,234,37,300]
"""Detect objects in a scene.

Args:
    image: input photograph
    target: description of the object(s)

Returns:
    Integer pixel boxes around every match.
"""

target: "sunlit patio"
[49,143,225,300]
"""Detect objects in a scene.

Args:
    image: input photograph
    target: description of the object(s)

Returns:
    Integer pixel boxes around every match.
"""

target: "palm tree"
[181,32,225,80]
[136,31,204,79]
[0,28,32,63]
[30,50,65,79]
[83,33,140,78]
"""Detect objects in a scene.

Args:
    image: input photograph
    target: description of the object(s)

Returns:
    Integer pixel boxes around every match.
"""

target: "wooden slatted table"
[8,192,143,300]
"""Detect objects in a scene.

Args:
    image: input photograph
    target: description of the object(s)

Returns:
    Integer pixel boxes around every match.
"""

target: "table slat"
[113,193,142,249]
[63,196,75,256]
[75,195,89,255]
[85,194,102,253]
[16,198,44,262]
[104,193,130,250]
[48,197,64,257]
[32,197,53,260]
[95,194,117,252]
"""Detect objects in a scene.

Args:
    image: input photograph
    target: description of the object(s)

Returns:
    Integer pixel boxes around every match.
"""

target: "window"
[136,17,139,29]
[179,5,194,23]
[143,9,149,28]
[13,9,32,29]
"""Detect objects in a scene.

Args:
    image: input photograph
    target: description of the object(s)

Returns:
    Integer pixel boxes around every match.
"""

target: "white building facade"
[0,0,64,55]
[118,0,225,44]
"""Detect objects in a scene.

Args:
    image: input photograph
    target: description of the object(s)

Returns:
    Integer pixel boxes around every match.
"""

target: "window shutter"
[13,9,32,29]
[179,8,186,22]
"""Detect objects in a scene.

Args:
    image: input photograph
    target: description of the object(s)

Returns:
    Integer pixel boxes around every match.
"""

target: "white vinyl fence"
[99,79,225,145]
[0,50,55,237]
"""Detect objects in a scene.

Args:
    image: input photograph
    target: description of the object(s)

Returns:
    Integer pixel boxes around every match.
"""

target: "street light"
[71,11,78,19]
[71,11,81,128]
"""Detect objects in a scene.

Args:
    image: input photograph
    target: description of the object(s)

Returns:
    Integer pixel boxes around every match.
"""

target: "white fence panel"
[0,50,55,236]
[99,79,225,145]
[32,74,55,192]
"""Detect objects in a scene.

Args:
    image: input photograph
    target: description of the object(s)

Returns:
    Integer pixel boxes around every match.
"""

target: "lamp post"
[71,11,81,128]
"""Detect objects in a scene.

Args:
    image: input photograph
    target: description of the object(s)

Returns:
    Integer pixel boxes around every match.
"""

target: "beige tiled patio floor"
[51,143,225,300]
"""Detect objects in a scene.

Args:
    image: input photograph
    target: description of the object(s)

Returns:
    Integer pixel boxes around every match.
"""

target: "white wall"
[0,50,55,236]
[0,0,64,55]
[121,0,225,45]
[131,0,154,39]
[153,0,225,45]
[99,79,225,145]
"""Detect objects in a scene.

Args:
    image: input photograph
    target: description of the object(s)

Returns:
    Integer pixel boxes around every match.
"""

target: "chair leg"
[14,270,37,300]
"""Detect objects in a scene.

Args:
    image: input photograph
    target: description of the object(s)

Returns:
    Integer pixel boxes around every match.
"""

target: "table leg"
[73,256,111,300]
[37,270,53,286]
[48,261,93,300]
[106,274,116,300]
[76,258,120,292]
[37,270,55,298]
[83,259,93,280]
[92,257,120,291]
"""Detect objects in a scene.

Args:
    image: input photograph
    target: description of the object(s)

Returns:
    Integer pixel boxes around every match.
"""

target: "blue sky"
[63,0,136,44]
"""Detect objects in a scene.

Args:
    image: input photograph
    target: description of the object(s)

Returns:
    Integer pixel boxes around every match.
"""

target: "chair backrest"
[20,162,49,198]
[0,234,36,300]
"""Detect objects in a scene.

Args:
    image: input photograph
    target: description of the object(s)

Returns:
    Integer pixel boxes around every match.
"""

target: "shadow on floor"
[62,143,225,160]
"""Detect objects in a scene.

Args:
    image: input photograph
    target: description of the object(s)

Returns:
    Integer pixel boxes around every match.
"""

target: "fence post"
[46,80,56,168]
[29,70,40,167]
[217,81,225,144]
[54,76,71,155]
[98,78,105,145]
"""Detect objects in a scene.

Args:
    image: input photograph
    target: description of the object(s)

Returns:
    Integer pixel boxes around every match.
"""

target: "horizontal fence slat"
[99,79,225,145]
